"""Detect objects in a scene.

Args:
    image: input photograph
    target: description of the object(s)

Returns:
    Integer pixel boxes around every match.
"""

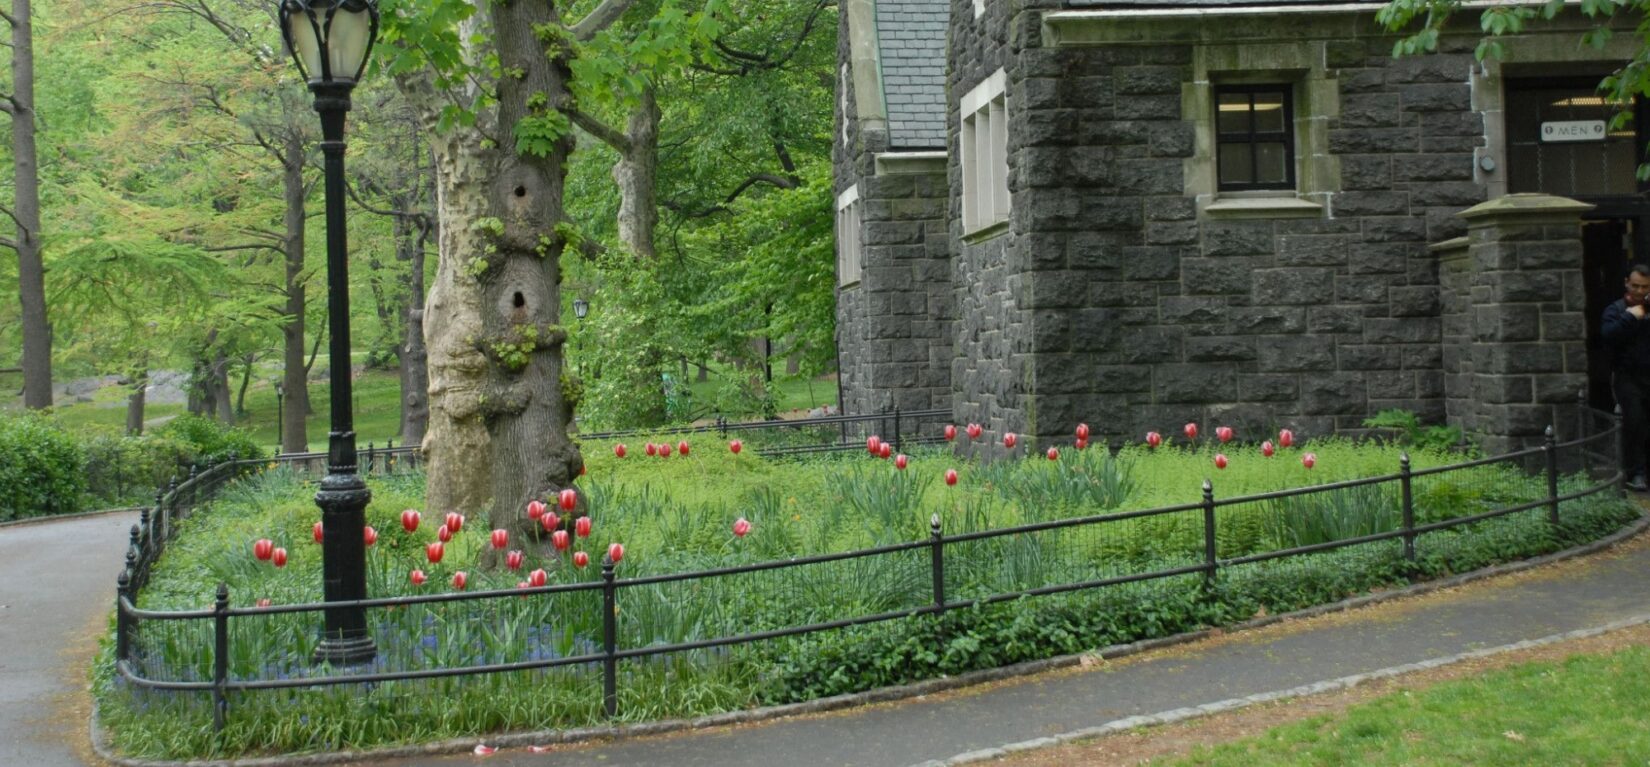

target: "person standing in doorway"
[1601,264,1650,491]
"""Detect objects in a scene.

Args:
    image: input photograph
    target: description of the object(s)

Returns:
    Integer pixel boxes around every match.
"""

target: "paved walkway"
[0,511,136,767]
[5,511,1648,767]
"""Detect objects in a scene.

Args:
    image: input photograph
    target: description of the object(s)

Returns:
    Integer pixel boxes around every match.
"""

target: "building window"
[836,184,862,288]
[961,69,1010,235]
[1215,85,1295,191]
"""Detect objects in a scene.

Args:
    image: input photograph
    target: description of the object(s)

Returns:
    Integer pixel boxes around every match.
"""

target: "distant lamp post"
[571,298,589,376]
[278,0,379,665]
[274,380,284,454]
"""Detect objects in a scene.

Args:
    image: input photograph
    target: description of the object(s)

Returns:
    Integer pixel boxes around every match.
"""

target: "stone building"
[834,0,1646,455]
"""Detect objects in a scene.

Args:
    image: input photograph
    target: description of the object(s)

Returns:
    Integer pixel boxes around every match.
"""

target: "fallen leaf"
[473,744,496,755]
[1503,730,1525,742]
[529,745,553,753]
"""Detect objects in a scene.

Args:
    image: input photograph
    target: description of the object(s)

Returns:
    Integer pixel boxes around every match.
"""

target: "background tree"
[2,0,50,408]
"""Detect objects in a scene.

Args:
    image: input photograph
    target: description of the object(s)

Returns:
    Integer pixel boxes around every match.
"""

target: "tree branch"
[563,106,631,153]
[663,173,799,219]
[695,0,832,76]
[570,0,639,42]
[0,236,17,252]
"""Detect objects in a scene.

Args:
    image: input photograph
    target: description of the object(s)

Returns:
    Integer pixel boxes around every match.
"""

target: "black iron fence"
[112,406,1626,729]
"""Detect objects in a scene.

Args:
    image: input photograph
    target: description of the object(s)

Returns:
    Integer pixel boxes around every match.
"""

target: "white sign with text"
[1540,120,1607,143]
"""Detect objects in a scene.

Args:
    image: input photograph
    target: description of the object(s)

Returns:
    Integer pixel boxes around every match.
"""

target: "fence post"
[1201,480,1217,590]
[929,514,946,613]
[116,569,133,663]
[717,416,727,440]
[601,556,619,719]
[387,439,395,474]
[893,407,903,450]
[1399,453,1416,568]
[212,582,230,732]
[1544,425,1560,528]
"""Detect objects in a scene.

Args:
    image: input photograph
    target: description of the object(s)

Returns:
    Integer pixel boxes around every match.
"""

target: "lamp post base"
[313,633,378,665]
[314,470,375,665]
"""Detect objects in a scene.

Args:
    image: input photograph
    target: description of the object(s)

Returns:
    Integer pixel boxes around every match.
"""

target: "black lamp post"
[279,0,379,665]
[572,298,589,376]
[274,380,284,454]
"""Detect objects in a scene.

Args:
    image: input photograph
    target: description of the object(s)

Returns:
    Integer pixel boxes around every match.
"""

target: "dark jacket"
[1602,298,1650,375]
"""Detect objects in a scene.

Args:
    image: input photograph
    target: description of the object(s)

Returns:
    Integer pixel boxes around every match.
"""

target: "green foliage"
[155,414,265,467]
[80,433,195,506]
[0,413,87,521]
[1362,409,1466,453]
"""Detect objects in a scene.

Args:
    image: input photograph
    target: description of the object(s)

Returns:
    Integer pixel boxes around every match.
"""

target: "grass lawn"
[1161,644,1650,765]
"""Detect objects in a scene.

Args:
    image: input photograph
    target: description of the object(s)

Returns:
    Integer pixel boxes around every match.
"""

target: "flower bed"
[95,424,1640,759]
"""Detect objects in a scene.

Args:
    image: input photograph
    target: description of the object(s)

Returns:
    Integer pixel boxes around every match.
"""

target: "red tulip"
[444,512,464,533]
[645,442,658,457]
[312,521,324,544]
[1262,440,1275,457]
[945,469,959,486]
[575,516,592,538]
[400,509,421,533]
[1003,432,1017,449]
[540,511,561,533]
[879,443,893,459]
[614,443,627,458]
[527,500,546,519]
[967,423,983,440]
[517,581,530,590]
[1146,431,1163,449]
[659,442,673,458]
[944,424,957,441]
[363,526,378,546]
[1302,452,1317,469]
[271,548,287,568]
[490,529,509,550]
[1076,423,1090,440]
[528,568,547,588]
[1279,429,1295,448]
[506,550,524,570]
[256,598,272,608]
[426,541,445,564]
[607,542,625,563]
[733,517,752,538]
[437,524,453,543]
[1214,453,1228,469]
[1047,447,1060,461]
[451,571,468,590]
[677,440,690,456]
[551,530,570,551]
[895,454,909,470]
[1075,437,1088,450]
[729,439,743,454]
[410,569,427,586]
[867,435,882,455]
[573,551,590,568]
[1216,426,1234,443]
[559,488,577,512]
[1184,423,1199,440]
[253,538,274,561]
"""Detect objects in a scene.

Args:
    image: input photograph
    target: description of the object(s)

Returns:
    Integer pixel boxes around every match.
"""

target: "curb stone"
[89,512,1649,767]
[0,507,143,530]
[923,611,1650,766]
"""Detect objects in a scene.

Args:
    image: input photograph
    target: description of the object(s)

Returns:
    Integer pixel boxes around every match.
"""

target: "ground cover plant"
[1159,644,1650,766]
[94,425,1641,759]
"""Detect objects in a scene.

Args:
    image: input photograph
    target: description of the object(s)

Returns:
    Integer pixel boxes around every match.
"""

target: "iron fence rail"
[113,406,1627,728]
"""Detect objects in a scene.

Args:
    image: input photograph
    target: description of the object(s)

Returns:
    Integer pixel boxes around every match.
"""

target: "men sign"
[1541,120,1607,143]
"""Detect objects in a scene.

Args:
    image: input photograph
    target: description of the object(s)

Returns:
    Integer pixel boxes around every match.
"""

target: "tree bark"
[399,205,430,445]
[212,348,234,423]
[281,135,311,452]
[125,367,147,437]
[10,0,49,409]
[613,87,659,260]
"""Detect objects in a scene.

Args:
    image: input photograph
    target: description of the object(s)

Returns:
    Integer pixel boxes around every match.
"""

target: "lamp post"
[572,298,589,377]
[278,0,379,665]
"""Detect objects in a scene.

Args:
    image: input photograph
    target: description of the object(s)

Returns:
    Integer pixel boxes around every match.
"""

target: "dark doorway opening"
[1583,218,1636,410]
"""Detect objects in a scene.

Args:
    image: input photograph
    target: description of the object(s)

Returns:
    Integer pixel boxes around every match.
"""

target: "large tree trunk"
[125,367,146,436]
[399,208,430,445]
[614,87,659,260]
[212,348,234,423]
[281,136,311,453]
[11,0,49,409]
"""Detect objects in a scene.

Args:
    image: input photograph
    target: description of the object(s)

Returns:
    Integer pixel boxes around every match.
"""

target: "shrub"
[155,414,265,467]
[0,413,87,521]
[81,433,196,506]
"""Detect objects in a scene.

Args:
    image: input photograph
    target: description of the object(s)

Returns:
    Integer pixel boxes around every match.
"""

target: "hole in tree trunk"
[512,292,526,308]
[514,186,527,198]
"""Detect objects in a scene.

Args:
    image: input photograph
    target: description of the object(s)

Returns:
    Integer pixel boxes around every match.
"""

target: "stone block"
[1154,364,1239,403]
[1534,373,1587,404]
[1404,344,1444,369]
[1393,154,1474,181]
[1472,344,1563,375]
[1114,94,1181,120]
[1365,370,1414,398]
[1310,306,1367,333]
[1121,327,1183,363]
[1150,123,1196,158]
[1339,68,1386,93]
[1340,155,1392,190]
[1409,181,1485,207]
[1203,221,1276,257]
[1331,127,1420,154]
[1066,231,1130,272]
[1115,159,1184,194]
[1340,344,1403,370]
[1472,305,1539,342]
[1418,111,1485,137]
[1476,375,1533,404]
[1185,336,1257,362]
[1386,55,1472,83]
[1516,241,1582,270]
[1258,336,1337,371]
[1391,286,1441,316]
[1349,243,1415,274]
[1339,93,1402,128]
[1184,258,1255,295]
[1145,196,1197,222]
[1361,217,1428,243]
[1019,109,1081,148]
[1223,306,1307,334]
[1365,317,1441,344]
[1115,65,1184,95]
[1254,268,1334,305]
[1399,83,1471,112]
[1121,246,1183,280]
[1278,234,1355,266]
[865,221,924,246]
[1302,373,1369,415]
[1240,373,1298,401]
[1335,275,1388,304]
[1542,313,1584,343]
[1325,40,1371,68]
[1487,272,1562,303]
[1160,296,1224,324]
[1335,191,1411,217]
[1416,370,1445,398]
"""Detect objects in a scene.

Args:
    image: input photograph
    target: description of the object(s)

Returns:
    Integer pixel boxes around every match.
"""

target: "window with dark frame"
[1215,85,1295,191]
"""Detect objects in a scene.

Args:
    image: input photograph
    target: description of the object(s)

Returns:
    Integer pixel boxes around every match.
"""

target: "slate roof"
[876,0,949,150]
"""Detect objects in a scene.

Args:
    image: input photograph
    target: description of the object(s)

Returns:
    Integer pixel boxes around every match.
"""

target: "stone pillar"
[1433,235,1472,432]
[1454,194,1592,455]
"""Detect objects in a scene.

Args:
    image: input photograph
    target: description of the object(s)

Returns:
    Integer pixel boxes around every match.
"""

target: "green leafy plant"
[0,413,87,521]
[1362,409,1466,453]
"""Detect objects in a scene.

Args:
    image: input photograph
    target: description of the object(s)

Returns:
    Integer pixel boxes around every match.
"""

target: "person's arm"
[1603,302,1640,344]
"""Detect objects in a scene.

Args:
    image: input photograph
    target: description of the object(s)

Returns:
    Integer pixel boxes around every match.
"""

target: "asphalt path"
[0,511,136,767]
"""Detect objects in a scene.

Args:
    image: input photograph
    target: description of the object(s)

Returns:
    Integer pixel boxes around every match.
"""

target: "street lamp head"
[572,298,590,320]
[279,0,379,87]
